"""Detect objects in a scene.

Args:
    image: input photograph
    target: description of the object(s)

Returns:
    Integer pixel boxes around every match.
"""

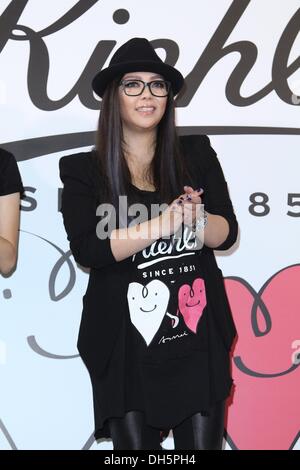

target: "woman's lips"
[136,106,156,115]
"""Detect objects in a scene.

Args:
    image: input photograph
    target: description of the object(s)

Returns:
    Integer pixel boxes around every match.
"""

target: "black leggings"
[108,400,225,450]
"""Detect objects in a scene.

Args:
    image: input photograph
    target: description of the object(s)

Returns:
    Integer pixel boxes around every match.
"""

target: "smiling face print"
[127,279,170,346]
[177,278,207,333]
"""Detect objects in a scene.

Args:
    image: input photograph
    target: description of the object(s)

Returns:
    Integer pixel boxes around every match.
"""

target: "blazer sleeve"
[201,136,238,250]
[59,155,117,269]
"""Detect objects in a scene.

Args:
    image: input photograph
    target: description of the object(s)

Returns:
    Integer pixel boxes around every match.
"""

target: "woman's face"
[118,71,168,133]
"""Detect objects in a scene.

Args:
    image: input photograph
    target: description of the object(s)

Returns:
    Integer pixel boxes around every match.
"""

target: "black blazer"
[59,135,238,378]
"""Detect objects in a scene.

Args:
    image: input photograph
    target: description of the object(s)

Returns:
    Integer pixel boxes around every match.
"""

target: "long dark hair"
[93,75,193,209]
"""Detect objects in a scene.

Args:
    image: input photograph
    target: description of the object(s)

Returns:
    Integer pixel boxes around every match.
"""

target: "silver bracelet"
[192,210,208,232]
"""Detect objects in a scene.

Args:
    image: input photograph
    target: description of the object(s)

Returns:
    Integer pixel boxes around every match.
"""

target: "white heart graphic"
[127,280,170,346]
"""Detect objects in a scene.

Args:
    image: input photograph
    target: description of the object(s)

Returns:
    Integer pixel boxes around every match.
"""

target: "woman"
[59,38,238,450]
[0,149,23,275]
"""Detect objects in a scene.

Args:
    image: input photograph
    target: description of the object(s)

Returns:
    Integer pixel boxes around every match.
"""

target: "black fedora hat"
[92,37,184,98]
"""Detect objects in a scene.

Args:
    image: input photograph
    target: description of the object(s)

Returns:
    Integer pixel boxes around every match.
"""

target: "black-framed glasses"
[119,79,170,97]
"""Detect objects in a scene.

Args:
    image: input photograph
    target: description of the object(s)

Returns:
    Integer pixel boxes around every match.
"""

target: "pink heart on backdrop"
[224,264,300,450]
[177,277,207,333]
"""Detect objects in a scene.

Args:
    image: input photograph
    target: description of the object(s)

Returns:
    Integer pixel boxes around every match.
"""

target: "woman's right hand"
[159,193,186,238]
[159,188,204,238]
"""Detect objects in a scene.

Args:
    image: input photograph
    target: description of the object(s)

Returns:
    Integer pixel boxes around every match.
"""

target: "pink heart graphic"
[224,264,300,450]
[177,277,207,333]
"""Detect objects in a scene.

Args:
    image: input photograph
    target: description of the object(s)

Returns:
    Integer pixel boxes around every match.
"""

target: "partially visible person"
[0,149,24,275]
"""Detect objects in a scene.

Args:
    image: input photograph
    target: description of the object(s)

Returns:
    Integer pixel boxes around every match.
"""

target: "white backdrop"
[0,0,299,450]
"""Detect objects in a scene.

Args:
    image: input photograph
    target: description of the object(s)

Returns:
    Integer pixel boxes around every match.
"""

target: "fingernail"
[197,188,204,192]
[186,195,192,200]
[177,200,183,204]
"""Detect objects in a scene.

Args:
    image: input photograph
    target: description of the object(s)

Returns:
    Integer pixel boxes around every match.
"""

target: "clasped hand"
[171,185,204,226]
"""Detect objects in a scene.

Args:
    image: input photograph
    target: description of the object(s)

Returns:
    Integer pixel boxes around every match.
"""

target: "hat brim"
[92,60,184,98]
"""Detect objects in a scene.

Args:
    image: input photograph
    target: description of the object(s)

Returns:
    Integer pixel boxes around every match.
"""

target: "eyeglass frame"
[119,79,171,97]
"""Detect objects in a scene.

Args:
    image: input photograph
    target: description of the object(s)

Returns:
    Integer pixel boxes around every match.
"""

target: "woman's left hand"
[180,185,204,227]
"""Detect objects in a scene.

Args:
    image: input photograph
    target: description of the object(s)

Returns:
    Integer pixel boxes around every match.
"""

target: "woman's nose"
[141,83,152,97]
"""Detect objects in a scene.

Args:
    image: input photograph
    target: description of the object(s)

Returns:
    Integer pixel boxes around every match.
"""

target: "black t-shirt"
[123,188,231,429]
[0,149,24,196]
[127,188,208,358]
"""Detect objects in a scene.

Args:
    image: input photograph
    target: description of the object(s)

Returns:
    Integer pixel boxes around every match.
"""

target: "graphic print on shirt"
[127,225,207,347]
[127,279,179,346]
[177,278,207,334]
